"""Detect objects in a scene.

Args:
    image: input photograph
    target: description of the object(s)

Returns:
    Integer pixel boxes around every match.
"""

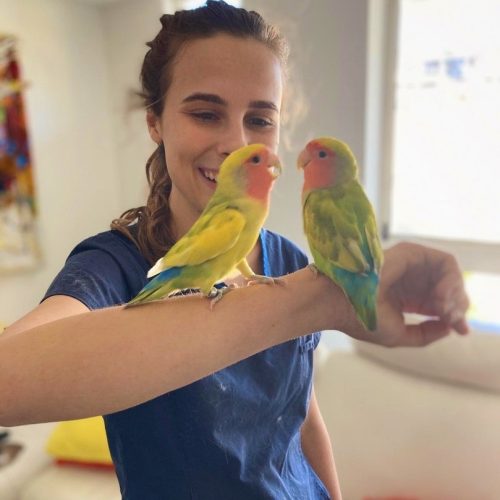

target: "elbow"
[0,375,19,427]
[0,385,32,428]
[0,386,16,427]
[0,416,17,428]
[0,354,29,427]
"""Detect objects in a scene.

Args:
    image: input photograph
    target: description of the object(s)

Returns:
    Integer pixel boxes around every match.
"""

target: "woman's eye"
[191,112,219,122]
[247,117,274,128]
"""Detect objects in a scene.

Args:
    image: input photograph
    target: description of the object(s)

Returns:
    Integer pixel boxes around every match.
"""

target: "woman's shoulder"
[70,228,136,253]
[44,228,149,309]
[68,227,144,264]
[64,227,150,284]
[261,228,309,274]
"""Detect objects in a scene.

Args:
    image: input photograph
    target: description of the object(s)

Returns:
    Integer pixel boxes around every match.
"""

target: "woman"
[0,2,469,499]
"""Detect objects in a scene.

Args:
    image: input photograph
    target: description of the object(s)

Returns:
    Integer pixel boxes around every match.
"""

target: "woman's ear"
[146,111,162,145]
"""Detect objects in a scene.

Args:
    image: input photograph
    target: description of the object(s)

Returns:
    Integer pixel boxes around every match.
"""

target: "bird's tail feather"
[332,267,379,332]
[351,297,377,331]
[124,267,181,308]
[124,286,165,308]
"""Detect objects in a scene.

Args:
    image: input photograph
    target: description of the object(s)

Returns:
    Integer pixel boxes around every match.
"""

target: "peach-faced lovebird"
[126,144,282,308]
[298,137,383,331]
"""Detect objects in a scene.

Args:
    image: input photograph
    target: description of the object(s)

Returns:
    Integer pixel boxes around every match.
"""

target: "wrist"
[284,267,366,336]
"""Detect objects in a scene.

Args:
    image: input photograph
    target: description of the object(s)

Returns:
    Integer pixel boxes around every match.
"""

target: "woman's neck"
[168,202,200,242]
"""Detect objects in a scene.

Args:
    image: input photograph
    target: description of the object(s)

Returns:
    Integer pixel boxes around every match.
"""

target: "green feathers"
[126,144,281,307]
[127,135,383,329]
[299,137,383,331]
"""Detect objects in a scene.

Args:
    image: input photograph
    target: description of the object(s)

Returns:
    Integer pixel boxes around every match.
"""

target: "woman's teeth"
[201,169,217,182]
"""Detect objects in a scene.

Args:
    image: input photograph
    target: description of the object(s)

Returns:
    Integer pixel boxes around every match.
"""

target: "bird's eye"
[318,150,327,159]
[251,155,261,164]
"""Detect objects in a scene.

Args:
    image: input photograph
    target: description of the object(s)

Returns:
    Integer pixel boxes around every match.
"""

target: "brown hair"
[110,0,289,264]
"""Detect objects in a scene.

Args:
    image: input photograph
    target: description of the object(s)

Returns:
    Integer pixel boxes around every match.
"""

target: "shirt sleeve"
[312,331,322,349]
[43,249,132,310]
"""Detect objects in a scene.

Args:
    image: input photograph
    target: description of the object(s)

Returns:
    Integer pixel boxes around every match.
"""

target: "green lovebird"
[126,144,282,308]
[298,137,383,331]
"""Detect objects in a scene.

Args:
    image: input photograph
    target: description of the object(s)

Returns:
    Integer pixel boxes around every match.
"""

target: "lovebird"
[298,137,383,331]
[126,144,282,308]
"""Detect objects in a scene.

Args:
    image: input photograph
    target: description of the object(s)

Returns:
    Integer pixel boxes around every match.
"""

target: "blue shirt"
[44,228,327,500]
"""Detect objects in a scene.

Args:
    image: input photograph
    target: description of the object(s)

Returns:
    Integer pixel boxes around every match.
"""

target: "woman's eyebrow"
[249,100,279,112]
[182,93,278,112]
[182,93,226,105]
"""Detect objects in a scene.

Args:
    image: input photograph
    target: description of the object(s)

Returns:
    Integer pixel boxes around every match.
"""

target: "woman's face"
[147,34,283,236]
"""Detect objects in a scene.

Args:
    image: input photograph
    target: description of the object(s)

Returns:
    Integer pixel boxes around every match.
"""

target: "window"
[374,0,500,333]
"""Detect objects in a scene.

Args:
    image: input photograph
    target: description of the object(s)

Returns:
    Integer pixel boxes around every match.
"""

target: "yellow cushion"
[46,416,113,465]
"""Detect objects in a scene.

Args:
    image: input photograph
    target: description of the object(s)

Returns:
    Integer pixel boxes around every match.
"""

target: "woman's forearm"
[0,267,356,426]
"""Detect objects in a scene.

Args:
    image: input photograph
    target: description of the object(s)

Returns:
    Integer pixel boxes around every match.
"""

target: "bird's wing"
[304,191,369,274]
[148,207,246,277]
[364,213,384,273]
[348,183,384,274]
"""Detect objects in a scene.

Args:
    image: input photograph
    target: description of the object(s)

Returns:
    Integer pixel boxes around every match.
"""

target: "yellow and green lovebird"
[298,137,383,331]
[126,144,282,308]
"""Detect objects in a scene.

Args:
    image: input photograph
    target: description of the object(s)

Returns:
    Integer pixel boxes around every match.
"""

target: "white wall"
[0,0,119,322]
[0,0,165,324]
[246,0,369,254]
[102,0,164,213]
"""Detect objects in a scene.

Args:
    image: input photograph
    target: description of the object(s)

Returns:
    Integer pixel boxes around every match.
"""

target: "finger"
[433,279,462,314]
[405,321,452,347]
[430,286,470,331]
[439,288,470,333]
[452,317,470,335]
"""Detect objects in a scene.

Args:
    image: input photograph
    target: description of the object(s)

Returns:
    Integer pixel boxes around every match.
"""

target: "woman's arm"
[0,267,350,427]
[301,387,342,500]
[2,295,91,340]
[0,242,469,427]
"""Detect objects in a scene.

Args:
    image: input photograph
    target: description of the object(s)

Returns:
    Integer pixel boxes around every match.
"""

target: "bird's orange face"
[241,146,282,203]
[298,139,337,191]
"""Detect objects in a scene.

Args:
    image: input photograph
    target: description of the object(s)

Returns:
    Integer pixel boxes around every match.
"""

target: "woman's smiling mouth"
[199,167,218,184]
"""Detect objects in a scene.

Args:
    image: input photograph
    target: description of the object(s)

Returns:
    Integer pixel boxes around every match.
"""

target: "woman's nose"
[217,121,248,157]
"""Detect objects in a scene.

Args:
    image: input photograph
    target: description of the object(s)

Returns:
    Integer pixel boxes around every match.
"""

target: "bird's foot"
[207,286,234,310]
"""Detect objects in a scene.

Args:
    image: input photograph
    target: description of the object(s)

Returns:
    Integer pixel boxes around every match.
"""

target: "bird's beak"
[297,148,312,170]
[267,152,282,179]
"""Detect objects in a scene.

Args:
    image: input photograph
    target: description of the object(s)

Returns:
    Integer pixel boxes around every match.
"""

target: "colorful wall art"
[0,35,39,272]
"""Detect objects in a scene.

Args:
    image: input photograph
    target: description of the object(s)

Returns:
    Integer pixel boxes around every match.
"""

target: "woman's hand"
[348,242,470,347]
